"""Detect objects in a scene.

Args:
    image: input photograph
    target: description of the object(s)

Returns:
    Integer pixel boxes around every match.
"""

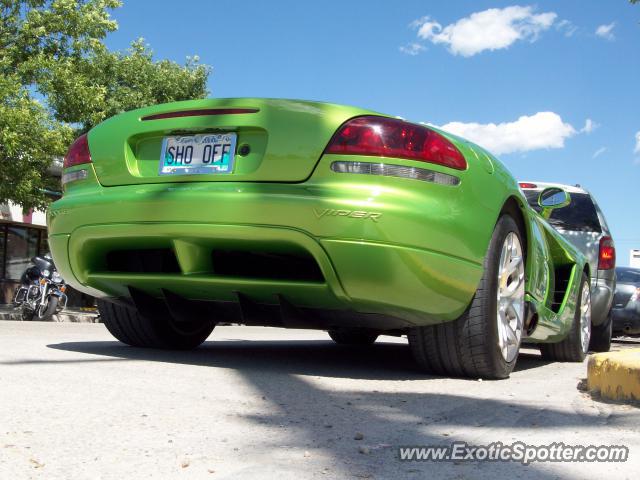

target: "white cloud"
[556,19,578,37]
[439,112,577,155]
[595,22,615,40]
[399,42,426,56]
[581,118,598,134]
[592,147,607,159]
[413,6,557,57]
[634,131,640,155]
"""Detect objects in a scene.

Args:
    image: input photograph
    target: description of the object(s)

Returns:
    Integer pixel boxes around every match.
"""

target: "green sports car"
[48,98,592,379]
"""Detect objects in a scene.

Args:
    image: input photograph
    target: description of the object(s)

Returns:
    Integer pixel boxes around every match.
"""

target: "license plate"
[158,133,237,175]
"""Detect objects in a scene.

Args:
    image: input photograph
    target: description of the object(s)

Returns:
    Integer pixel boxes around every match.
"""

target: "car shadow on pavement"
[44,337,620,479]
[46,337,552,381]
[48,339,430,381]
[514,350,554,371]
[227,374,612,479]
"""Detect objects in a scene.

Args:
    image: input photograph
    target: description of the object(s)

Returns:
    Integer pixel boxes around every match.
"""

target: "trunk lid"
[87,98,379,186]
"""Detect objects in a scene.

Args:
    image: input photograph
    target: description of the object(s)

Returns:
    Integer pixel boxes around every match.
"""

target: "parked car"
[49,98,592,379]
[612,267,640,336]
[519,182,615,351]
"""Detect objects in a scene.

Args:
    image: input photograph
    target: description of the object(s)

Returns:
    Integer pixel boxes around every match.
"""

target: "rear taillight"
[325,116,467,170]
[598,236,615,270]
[63,134,92,168]
[518,182,538,189]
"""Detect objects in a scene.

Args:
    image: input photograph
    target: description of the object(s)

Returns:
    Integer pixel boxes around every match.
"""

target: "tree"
[0,72,72,208]
[0,0,210,210]
[41,39,209,132]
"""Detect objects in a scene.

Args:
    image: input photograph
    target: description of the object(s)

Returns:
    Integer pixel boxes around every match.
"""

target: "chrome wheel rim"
[580,282,591,353]
[496,232,525,363]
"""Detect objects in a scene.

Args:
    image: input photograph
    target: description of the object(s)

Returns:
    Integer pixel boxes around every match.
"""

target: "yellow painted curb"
[587,349,640,402]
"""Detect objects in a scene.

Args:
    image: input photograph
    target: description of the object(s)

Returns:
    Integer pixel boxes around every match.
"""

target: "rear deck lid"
[87,98,381,186]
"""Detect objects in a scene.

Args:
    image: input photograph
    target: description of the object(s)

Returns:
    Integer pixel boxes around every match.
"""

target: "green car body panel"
[47,98,587,342]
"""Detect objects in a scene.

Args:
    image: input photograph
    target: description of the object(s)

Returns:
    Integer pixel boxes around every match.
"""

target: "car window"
[591,197,610,232]
[523,191,601,232]
[617,269,640,284]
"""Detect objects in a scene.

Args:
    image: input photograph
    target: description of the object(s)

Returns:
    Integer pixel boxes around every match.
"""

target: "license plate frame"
[158,133,237,176]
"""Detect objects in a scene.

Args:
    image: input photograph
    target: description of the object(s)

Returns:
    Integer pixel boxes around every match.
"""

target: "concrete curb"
[587,349,640,403]
[0,306,100,323]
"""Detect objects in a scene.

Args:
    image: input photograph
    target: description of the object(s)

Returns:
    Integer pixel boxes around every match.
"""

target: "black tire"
[36,296,59,321]
[589,310,612,352]
[328,328,378,346]
[540,273,590,362]
[408,214,525,379]
[98,299,215,349]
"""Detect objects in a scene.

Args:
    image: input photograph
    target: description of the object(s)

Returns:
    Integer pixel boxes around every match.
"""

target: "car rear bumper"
[48,161,496,328]
[612,305,640,335]
[49,223,482,329]
[591,277,615,326]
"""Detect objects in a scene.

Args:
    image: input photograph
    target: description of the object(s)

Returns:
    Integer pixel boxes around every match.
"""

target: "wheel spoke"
[503,273,524,298]
[579,283,592,352]
[505,323,519,346]
[495,231,525,363]
[505,256,523,278]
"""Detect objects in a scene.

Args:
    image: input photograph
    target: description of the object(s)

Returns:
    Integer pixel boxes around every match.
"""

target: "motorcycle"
[13,255,68,321]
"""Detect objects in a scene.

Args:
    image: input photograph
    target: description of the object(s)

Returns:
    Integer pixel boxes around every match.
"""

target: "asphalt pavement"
[1,321,639,479]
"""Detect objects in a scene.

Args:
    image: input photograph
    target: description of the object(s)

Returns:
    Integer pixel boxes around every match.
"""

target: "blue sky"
[105,1,639,265]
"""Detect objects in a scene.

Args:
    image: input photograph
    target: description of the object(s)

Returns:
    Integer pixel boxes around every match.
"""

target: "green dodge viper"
[48,98,593,379]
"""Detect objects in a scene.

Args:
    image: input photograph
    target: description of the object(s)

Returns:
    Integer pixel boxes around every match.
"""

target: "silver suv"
[519,182,616,351]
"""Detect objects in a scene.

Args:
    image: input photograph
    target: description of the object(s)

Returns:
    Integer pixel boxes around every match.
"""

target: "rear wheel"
[98,299,215,349]
[540,273,591,362]
[408,214,525,379]
[328,328,378,346]
[589,310,612,352]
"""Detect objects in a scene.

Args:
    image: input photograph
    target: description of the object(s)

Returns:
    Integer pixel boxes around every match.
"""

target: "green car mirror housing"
[538,187,571,219]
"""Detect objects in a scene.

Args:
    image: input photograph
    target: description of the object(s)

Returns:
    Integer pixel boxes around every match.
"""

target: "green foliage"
[0,0,210,210]
[1,0,121,78]
[42,39,210,131]
[0,73,72,210]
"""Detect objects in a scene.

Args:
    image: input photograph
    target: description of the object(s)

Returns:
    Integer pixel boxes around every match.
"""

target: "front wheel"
[540,273,591,362]
[36,296,59,321]
[408,214,525,379]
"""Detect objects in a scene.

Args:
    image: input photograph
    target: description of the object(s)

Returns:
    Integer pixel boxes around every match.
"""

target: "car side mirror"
[538,187,571,219]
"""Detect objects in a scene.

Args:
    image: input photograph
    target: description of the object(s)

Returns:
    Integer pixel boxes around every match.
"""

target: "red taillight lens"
[598,236,615,270]
[325,116,467,170]
[518,182,538,189]
[63,134,92,169]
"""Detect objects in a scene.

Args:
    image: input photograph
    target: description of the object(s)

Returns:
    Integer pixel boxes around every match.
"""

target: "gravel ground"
[1,321,638,479]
